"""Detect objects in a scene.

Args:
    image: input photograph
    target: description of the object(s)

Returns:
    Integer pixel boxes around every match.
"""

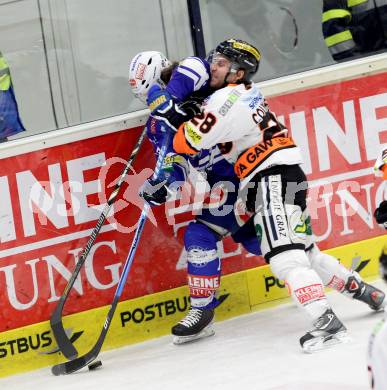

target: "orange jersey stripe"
[173,123,198,155]
[382,164,387,180]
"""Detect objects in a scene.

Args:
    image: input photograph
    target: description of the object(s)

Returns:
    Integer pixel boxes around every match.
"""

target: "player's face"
[210,55,234,88]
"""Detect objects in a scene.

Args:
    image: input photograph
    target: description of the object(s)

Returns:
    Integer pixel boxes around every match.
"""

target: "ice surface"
[2,280,385,390]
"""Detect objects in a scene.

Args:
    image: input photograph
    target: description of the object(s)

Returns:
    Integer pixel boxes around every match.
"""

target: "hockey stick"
[50,126,147,360]
[51,129,171,375]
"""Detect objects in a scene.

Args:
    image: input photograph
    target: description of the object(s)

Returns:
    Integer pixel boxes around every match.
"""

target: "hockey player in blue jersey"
[129,51,261,344]
[129,48,386,349]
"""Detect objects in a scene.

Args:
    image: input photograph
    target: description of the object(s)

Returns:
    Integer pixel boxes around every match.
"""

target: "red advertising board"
[0,72,385,332]
[270,72,386,249]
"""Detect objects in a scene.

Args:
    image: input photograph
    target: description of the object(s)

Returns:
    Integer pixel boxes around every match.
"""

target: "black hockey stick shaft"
[51,129,171,375]
[51,205,149,375]
[50,126,147,360]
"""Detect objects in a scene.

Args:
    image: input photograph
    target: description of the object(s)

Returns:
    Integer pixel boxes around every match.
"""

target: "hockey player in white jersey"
[368,147,387,390]
[147,39,386,351]
[129,51,262,344]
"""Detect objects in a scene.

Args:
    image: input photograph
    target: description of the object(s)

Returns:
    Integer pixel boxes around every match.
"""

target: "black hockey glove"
[139,177,172,207]
[261,112,288,142]
[152,100,190,131]
[147,85,202,131]
[374,200,387,228]
[178,96,203,118]
[152,98,202,131]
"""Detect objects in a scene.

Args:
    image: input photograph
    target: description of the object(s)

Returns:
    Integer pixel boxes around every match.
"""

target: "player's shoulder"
[205,84,259,112]
[178,56,210,76]
[206,85,237,106]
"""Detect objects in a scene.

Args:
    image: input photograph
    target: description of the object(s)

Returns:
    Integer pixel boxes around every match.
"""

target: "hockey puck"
[88,360,102,371]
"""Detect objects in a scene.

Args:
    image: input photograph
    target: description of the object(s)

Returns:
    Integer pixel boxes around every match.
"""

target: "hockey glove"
[374,200,387,229]
[147,85,201,131]
[139,177,172,206]
[178,96,203,118]
[261,112,288,142]
[139,153,189,206]
[147,84,172,112]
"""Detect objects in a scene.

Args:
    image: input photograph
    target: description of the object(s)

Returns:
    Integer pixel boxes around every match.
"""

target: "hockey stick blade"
[51,292,121,375]
[50,126,147,360]
[51,129,171,375]
[51,212,147,375]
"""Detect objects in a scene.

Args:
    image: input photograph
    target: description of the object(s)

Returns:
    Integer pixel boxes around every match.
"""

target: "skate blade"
[173,324,215,345]
[302,331,351,353]
[375,298,387,312]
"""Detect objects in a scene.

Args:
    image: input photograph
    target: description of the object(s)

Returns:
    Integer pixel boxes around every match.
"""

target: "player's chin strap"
[222,64,247,87]
[222,68,235,87]
[219,61,237,87]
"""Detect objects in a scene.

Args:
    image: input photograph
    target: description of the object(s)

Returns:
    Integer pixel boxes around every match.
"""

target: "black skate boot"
[172,307,215,345]
[344,275,385,311]
[300,308,349,353]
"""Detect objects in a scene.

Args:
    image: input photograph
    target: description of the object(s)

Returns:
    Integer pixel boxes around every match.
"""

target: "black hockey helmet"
[215,39,261,83]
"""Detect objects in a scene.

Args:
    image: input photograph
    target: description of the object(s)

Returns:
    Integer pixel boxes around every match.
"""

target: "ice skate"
[300,308,350,353]
[345,275,386,311]
[172,307,215,345]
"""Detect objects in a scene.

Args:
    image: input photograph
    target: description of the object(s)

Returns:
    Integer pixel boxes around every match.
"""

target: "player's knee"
[185,222,219,266]
[306,244,321,268]
[270,249,310,281]
[184,222,218,249]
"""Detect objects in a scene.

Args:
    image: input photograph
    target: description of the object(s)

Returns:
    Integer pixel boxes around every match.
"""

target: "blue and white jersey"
[189,146,236,178]
[166,57,211,102]
[146,117,236,181]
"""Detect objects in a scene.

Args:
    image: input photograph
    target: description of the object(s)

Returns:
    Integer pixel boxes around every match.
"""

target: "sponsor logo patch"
[326,276,345,292]
[218,90,241,116]
[185,123,202,144]
[188,275,220,297]
[148,95,167,111]
[163,154,186,166]
[294,284,325,305]
[135,63,146,80]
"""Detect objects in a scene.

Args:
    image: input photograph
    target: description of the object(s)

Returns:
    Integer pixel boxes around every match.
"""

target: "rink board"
[0,234,384,378]
[0,71,385,335]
